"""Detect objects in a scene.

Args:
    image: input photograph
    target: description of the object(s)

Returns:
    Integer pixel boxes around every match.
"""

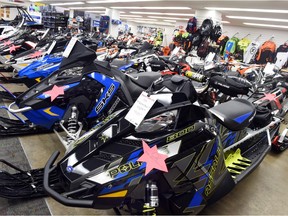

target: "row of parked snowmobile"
[1,7,288,215]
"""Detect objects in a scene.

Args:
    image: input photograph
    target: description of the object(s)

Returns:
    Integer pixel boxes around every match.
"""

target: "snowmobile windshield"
[136,110,177,133]
[138,41,154,53]
[59,40,97,71]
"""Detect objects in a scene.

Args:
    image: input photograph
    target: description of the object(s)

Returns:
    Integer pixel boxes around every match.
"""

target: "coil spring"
[142,204,156,216]
[66,106,78,144]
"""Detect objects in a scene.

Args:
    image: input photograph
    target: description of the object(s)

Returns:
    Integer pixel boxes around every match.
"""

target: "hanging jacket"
[223,37,240,59]
[235,38,251,61]
[244,41,260,64]
[217,35,229,55]
[275,43,288,68]
[256,40,277,64]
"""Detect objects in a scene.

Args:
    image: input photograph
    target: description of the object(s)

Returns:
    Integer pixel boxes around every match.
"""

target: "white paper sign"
[263,62,275,76]
[47,40,57,55]
[63,37,78,58]
[125,92,157,127]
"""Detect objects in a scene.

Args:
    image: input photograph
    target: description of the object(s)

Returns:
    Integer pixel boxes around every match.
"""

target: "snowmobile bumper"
[43,151,94,208]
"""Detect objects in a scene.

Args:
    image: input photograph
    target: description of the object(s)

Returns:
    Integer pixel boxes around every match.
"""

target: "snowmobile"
[0,6,40,39]
[0,74,279,215]
[0,40,161,150]
[0,35,99,100]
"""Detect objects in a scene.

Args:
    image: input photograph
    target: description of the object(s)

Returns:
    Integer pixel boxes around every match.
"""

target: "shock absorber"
[143,181,158,216]
[66,106,78,145]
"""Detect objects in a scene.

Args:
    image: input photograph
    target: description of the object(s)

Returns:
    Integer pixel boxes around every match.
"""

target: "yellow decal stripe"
[98,190,127,198]
[43,107,59,116]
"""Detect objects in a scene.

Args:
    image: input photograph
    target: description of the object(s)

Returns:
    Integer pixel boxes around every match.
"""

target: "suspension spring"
[66,106,78,144]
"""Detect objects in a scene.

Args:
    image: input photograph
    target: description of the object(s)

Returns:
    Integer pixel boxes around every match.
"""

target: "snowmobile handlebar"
[43,151,94,208]
[8,102,32,113]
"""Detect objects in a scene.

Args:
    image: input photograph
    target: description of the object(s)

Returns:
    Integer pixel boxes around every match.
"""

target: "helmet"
[192,30,202,47]
[210,24,222,42]
[200,19,213,36]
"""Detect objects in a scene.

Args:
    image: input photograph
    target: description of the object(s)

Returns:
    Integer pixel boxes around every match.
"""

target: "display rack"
[42,11,68,29]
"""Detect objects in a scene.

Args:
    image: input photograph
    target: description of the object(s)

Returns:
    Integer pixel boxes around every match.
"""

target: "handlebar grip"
[185,71,207,82]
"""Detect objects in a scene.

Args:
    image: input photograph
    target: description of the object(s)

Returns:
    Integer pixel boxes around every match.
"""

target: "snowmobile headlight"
[136,110,177,133]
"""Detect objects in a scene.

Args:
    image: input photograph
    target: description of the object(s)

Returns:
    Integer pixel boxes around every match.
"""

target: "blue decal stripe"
[234,111,252,124]
[188,187,205,207]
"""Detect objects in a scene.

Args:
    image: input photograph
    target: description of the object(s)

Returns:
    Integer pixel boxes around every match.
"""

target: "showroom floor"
[2,81,288,215]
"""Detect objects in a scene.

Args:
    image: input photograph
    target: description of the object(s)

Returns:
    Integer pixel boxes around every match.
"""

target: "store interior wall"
[223,25,287,46]
[128,20,287,47]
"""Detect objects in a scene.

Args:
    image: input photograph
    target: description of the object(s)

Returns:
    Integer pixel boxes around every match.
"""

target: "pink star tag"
[44,85,65,102]
[9,45,17,53]
[3,40,11,46]
[137,140,168,176]
[31,51,43,58]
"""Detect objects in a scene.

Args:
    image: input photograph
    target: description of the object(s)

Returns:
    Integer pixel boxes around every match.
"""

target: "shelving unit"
[42,11,68,29]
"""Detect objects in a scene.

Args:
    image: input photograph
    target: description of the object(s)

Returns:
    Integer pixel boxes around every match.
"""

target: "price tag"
[205,52,215,63]
[263,62,275,75]
[63,37,78,58]
[47,40,56,55]
[125,92,156,127]
[171,46,180,56]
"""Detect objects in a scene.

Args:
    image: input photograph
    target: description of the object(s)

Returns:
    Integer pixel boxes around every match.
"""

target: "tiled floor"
[3,82,288,215]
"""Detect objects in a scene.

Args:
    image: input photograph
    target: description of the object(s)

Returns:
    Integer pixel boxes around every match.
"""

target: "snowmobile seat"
[209,98,256,131]
[129,72,161,89]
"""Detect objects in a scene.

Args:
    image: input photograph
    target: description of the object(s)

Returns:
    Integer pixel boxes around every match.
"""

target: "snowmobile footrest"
[231,129,271,183]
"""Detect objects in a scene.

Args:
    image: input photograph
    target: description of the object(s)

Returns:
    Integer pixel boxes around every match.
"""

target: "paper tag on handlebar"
[47,40,57,55]
[125,92,156,127]
[263,62,275,76]
[63,37,78,58]
[171,47,180,57]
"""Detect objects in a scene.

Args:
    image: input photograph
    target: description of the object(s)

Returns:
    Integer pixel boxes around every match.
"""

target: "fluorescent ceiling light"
[86,11,106,13]
[123,18,158,21]
[227,16,288,23]
[133,20,174,26]
[163,20,176,23]
[205,7,288,13]
[69,7,105,9]
[244,22,288,29]
[148,16,188,20]
[221,21,230,24]
[111,7,191,10]
[120,11,125,14]
[120,15,142,17]
[50,2,84,6]
[87,0,160,2]
[130,12,194,16]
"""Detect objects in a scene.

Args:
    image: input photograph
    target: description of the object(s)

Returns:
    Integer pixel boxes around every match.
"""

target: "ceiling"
[26,0,288,29]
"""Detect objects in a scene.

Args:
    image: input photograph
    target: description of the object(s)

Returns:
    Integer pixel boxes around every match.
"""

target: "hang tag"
[171,46,180,56]
[125,92,156,127]
[205,52,215,63]
[63,37,78,58]
[47,40,57,55]
[263,62,275,75]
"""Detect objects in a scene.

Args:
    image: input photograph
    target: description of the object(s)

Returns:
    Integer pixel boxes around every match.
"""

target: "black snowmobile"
[0,74,279,215]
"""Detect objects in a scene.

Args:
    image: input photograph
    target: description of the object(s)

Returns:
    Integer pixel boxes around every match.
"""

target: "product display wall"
[0,1,287,215]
